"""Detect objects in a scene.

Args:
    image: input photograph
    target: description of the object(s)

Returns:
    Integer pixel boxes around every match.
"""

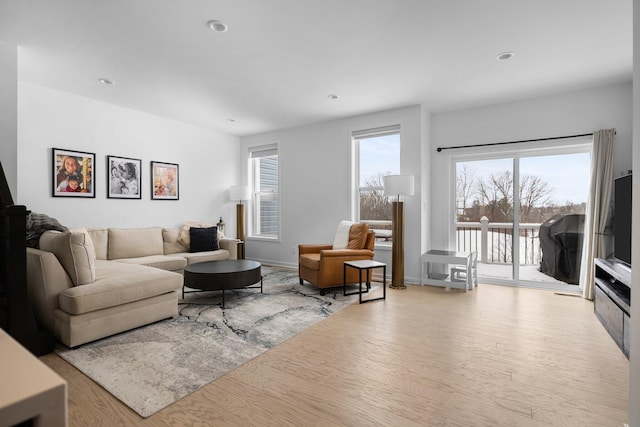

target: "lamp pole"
[230,185,251,260]
[383,175,414,290]
[390,194,406,289]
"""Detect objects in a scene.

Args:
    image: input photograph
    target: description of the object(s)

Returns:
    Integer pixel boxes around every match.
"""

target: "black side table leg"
[343,264,347,296]
[358,268,363,304]
[383,265,386,300]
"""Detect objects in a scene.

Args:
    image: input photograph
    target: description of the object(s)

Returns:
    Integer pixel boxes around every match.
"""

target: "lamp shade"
[383,175,414,197]
[230,185,251,201]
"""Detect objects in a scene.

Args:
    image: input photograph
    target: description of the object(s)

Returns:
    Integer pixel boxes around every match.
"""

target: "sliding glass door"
[455,147,590,289]
[456,158,514,281]
[519,153,590,285]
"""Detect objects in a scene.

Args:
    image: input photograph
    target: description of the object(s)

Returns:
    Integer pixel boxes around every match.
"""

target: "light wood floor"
[40,283,630,426]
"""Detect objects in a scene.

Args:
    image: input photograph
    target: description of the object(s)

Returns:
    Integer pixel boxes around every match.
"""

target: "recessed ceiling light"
[207,20,228,32]
[328,94,339,100]
[497,51,515,61]
[227,118,236,123]
[98,78,115,85]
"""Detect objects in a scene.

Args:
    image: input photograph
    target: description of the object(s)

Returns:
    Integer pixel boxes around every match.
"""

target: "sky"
[359,134,400,185]
[458,152,591,205]
[359,134,590,206]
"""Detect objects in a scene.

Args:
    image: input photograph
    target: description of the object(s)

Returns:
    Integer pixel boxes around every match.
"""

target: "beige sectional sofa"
[26,225,237,348]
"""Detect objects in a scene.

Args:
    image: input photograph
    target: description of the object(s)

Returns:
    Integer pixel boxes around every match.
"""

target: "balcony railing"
[361,220,392,242]
[363,217,543,265]
[456,217,542,265]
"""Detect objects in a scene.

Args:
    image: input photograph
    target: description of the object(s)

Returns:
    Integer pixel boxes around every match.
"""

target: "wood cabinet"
[594,258,631,358]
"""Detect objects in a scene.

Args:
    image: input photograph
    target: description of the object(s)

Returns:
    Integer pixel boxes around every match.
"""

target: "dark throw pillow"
[189,226,219,253]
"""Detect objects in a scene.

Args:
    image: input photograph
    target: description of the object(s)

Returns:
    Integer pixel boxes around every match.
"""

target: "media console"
[594,258,631,358]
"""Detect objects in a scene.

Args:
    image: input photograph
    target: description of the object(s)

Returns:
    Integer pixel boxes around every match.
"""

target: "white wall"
[240,105,425,282]
[430,82,633,253]
[17,83,241,229]
[0,42,18,198]
[628,1,639,425]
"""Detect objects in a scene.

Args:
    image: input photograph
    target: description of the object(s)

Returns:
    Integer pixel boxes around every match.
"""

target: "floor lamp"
[384,175,414,290]
[230,185,251,258]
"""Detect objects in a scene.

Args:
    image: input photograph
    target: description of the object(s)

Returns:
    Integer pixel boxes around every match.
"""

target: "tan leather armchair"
[298,230,375,294]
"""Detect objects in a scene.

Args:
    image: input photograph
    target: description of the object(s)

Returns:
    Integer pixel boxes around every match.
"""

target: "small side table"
[343,260,386,304]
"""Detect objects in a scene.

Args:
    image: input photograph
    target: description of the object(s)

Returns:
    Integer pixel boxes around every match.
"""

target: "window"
[353,125,400,244]
[249,145,279,239]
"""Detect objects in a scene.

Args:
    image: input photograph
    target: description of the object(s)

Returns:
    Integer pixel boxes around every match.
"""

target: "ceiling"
[0,0,633,137]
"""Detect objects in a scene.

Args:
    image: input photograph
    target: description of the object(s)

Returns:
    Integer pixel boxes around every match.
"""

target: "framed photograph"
[151,161,179,200]
[52,148,95,198]
[107,155,142,199]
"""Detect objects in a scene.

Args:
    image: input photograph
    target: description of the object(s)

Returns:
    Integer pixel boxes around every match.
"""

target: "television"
[613,173,632,266]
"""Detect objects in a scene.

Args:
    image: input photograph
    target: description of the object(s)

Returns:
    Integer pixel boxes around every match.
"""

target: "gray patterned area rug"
[56,266,375,418]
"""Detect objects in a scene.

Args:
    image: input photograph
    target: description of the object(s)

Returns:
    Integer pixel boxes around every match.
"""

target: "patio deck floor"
[477,262,581,291]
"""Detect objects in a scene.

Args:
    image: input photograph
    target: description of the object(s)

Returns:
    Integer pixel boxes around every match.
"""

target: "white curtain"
[580,129,615,300]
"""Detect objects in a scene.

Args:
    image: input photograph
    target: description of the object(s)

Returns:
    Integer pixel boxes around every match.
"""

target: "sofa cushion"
[177,221,211,247]
[108,227,164,260]
[39,230,96,286]
[58,260,182,315]
[162,228,188,254]
[114,255,187,271]
[178,250,230,265]
[87,228,108,260]
[189,226,219,252]
[347,223,370,249]
[177,221,224,249]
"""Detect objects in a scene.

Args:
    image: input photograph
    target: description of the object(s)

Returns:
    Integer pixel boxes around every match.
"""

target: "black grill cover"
[539,214,585,284]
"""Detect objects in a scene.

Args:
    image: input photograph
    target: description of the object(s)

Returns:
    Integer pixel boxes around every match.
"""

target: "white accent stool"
[421,250,478,291]
[450,251,478,291]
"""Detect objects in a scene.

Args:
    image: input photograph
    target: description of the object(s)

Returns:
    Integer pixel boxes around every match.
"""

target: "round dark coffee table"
[183,260,262,308]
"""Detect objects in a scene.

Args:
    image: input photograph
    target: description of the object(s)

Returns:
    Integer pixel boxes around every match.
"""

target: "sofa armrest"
[299,244,333,255]
[218,237,238,259]
[26,248,73,333]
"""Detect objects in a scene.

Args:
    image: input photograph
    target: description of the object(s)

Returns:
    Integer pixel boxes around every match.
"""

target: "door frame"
[449,140,592,292]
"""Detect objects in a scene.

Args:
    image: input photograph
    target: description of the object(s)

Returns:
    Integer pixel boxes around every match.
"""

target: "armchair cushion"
[298,253,320,270]
[332,220,353,249]
[347,223,369,249]
[332,221,370,250]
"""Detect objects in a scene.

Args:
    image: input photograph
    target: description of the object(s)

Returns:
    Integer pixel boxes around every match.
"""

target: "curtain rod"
[436,132,595,153]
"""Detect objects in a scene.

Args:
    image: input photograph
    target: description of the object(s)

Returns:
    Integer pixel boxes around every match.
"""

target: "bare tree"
[456,165,475,220]
[475,170,513,222]
[459,168,554,223]
[519,174,553,222]
[359,174,392,220]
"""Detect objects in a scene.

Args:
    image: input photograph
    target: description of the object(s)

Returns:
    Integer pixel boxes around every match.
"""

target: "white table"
[0,330,67,427]
[421,250,476,291]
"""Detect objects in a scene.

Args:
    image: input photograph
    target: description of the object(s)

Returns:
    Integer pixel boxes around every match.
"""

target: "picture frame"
[151,161,179,200]
[107,155,142,199]
[52,148,95,198]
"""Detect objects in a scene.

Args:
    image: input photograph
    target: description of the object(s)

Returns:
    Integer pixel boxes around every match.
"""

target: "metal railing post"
[480,216,489,263]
